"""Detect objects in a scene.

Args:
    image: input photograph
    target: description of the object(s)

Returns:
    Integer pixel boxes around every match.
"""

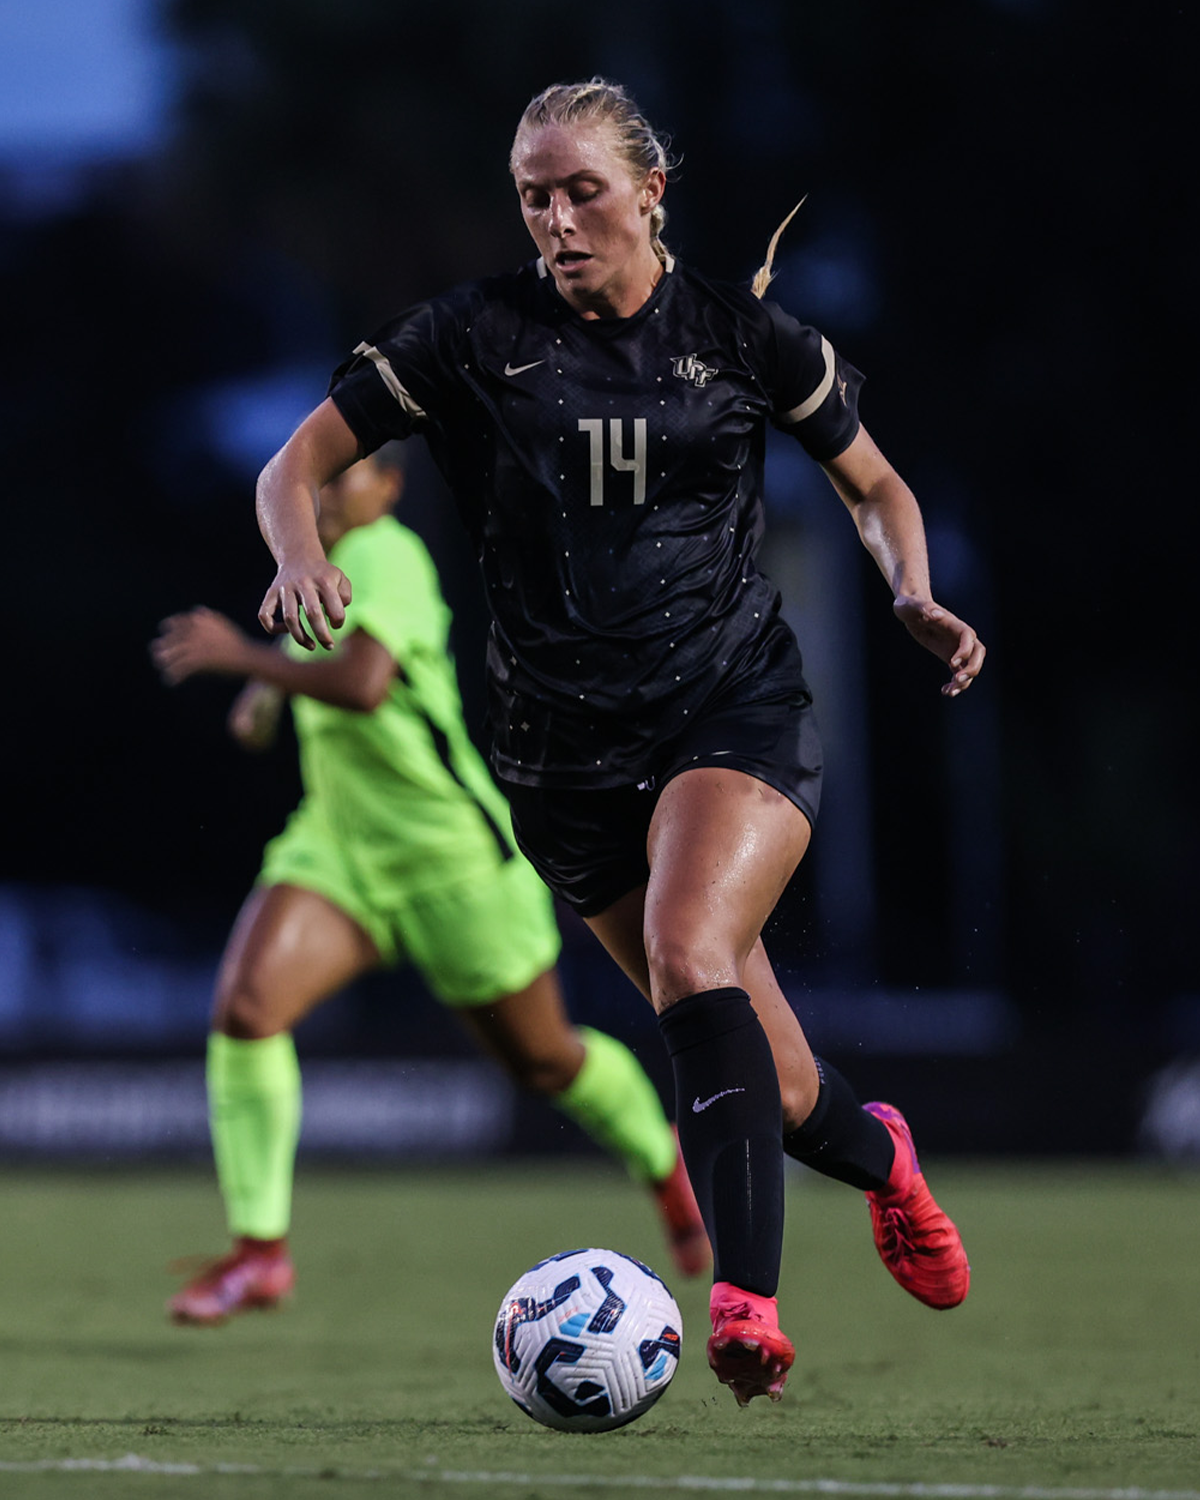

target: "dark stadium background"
[0,0,1192,1160]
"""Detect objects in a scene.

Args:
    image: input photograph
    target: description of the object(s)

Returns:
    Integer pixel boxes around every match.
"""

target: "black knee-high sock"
[781,1056,894,1190]
[658,987,784,1298]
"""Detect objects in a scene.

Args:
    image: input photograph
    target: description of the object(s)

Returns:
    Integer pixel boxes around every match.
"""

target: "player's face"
[318,458,399,545]
[513,122,665,319]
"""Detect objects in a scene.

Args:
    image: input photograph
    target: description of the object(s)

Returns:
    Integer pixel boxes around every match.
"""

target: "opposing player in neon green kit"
[152,446,707,1325]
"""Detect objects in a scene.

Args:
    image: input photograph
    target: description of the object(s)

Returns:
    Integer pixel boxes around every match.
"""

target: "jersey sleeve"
[331,520,450,665]
[327,292,471,454]
[762,301,864,462]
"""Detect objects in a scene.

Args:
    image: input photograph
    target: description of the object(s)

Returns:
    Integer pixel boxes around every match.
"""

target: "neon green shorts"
[258,809,562,1006]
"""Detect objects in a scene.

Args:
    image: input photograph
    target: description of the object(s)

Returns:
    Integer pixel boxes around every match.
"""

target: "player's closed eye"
[524,188,601,210]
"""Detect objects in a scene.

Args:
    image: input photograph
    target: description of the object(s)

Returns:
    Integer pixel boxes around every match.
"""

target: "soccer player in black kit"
[254,79,986,1408]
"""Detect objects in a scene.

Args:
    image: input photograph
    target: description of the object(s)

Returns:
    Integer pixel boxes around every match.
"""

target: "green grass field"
[2,1160,1197,1499]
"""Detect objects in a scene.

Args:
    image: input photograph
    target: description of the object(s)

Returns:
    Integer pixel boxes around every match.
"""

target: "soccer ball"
[492,1247,682,1432]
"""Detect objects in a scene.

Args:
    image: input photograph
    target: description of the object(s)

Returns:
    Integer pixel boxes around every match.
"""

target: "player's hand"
[258,557,352,651]
[893,596,986,697]
[228,681,284,752]
[151,607,253,684]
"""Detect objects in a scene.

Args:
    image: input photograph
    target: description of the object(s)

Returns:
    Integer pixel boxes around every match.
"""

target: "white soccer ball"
[492,1247,683,1432]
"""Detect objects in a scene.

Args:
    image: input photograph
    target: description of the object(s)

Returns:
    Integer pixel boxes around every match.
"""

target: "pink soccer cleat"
[651,1128,712,1279]
[864,1102,970,1309]
[168,1238,295,1326]
[707,1281,795,1407]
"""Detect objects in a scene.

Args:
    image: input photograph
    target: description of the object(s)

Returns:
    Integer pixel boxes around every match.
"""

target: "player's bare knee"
[213,978,284,1041]
[779,1073,820,1132]
[507,1052,579,1097]
[644,929,736,1009]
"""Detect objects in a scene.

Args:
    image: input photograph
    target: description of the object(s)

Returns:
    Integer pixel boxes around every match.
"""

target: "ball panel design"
[492,1248,682,1432]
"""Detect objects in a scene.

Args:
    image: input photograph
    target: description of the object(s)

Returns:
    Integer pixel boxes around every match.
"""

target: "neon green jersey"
[284,515,517,892]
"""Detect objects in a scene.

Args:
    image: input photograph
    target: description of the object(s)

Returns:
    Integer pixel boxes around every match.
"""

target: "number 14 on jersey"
[578,418,647,507]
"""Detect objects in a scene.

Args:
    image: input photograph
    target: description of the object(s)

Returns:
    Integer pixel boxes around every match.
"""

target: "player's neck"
[564,248,665,321]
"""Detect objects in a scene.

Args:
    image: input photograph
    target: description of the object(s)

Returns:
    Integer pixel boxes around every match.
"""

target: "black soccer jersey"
[328,256,863,787]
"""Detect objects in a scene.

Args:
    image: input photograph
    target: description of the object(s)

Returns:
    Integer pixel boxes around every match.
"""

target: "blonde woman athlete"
[250,81,984,1406]
[153,446,708,1325]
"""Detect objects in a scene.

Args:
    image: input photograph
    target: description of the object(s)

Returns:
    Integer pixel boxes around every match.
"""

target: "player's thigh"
[583,883,652,1001]
[642,766,811,1000]
[401,853,562,1007]
[214,883,381,1038]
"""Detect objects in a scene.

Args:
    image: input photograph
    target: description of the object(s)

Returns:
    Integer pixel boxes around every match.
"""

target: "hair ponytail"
[750,196,807,299]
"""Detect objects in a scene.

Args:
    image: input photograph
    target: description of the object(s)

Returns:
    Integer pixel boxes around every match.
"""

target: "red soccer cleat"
[168,1237,295,1326]
[864,1102,970,1310]
[651,1128,712,1278]
[707,1281,795,1407]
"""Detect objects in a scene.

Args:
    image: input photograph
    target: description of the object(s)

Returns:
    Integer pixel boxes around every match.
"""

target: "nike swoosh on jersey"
[503,360,545,377]
[692,1087,747,1113]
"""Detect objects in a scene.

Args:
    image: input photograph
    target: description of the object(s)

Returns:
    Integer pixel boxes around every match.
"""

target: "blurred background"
[0,0,1193,1163]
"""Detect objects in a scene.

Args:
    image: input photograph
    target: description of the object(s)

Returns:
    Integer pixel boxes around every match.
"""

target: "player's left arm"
[820,425,986,698]
[152,606,396,712]
[227,679,285,752]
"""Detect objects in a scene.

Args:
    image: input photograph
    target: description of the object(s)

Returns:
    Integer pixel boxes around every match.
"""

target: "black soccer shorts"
[499,692,823,917]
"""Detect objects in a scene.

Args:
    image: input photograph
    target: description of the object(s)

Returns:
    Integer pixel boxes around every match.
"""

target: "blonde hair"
[750,196,808,299]
[511,78,677,264]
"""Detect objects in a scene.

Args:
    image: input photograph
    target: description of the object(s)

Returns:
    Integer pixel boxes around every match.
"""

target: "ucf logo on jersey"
[671,354,718,389]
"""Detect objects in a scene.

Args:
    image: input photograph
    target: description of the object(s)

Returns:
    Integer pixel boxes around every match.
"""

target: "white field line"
[0,1457,1197,1500]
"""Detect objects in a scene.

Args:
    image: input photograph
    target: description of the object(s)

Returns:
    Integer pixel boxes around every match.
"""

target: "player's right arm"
[256,399,363,651]
[152,606,396,713]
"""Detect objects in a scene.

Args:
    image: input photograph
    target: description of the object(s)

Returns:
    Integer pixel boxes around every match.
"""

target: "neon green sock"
[553,1026,677,1184]
[207,1032,302,1240]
